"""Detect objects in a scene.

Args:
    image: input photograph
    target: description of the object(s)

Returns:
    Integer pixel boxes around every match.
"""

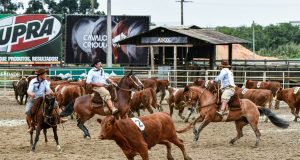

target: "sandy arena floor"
[1,91,300,160]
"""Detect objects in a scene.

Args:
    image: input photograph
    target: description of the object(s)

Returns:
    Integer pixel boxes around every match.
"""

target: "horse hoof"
[57,145,61,151]
[184,119,189,123]
[229,139,235,145]
[192,117,195,120]
[84,136,91,140]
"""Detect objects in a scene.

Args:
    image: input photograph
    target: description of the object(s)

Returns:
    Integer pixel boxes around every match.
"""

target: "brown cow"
[236,87,273,122]
[276,87,300,122]
[153,78,169,106]
[97,112,192,160]
[245,80,281,109]
[12,77,28,105]
[167,87,196,122]
[55,84,85,109]
[130,88,158,116]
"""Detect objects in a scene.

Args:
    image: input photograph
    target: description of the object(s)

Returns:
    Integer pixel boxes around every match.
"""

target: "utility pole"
[91,0,95,14]
[107,0,112,67]
[176,0,193,25]
[252,20,255,59]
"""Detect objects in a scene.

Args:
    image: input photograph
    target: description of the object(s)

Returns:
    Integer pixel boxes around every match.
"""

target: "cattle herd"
[11,74,300,159]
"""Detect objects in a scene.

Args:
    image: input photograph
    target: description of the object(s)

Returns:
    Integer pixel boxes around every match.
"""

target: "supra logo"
[0,15,61,53]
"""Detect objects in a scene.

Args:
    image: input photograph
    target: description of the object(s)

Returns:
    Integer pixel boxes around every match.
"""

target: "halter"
[185,88,216,109]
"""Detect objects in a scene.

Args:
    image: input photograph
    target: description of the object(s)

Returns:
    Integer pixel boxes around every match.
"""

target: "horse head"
[43,94,56,123]
[118,71,144,91]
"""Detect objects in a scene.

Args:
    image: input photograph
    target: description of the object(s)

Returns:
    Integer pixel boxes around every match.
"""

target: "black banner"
[141,37,188,44]
[65,15,150,65]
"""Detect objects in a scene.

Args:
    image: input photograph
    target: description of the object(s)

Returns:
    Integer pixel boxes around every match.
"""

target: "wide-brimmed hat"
[219,60,231,68]
[35,69,47,75]
[91,59,102,67]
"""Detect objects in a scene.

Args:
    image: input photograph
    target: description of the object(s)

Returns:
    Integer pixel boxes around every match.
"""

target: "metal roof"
[117,26,249,45]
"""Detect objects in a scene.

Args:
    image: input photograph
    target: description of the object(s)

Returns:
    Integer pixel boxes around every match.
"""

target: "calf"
[130,88,158,116]
[97,112,191,160]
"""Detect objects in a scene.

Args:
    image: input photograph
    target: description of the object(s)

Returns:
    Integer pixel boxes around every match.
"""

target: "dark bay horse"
[12,77,28,105]
[245,80,281,109]
[60,72,144,139]
[27,95,62,152]
[177,86,289,147]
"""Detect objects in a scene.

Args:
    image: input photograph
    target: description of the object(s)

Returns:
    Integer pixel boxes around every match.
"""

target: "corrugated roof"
[169,28,249,44]
[118,26,249,45]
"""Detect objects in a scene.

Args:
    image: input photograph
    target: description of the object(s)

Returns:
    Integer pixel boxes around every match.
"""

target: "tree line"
[0,0,104,15]
[216,23,300,59]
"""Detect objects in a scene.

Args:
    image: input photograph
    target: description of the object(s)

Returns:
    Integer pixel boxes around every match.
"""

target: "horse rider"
[86,60,118,114]
[210,60,236,116]
[26,69,67,132]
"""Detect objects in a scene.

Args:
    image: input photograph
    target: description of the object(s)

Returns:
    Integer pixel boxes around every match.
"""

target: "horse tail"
[60,101,74,117]
[176,115,202,133]
[258,107,289,129]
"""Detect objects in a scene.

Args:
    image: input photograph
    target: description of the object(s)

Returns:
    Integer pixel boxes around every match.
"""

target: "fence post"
[167,72,170,86]
[205,70,208,81]
[263,72,266,82]
[186,72,189,86]
[282,72,285,89]
[22,70,24,77]
[244,72,247,82]
[4,70,6,97]
[148,70,151,78]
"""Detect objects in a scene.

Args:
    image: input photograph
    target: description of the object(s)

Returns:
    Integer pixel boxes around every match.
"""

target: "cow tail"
[176,115,202,133]
[258,107,289,129]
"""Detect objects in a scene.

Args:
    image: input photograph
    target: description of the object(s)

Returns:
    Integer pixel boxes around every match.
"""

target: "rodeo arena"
[1,2,300,160]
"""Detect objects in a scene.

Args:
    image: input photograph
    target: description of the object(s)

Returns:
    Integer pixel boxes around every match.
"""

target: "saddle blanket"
[293,87,300,95]
[241,88,248,95]
[257,82,262,88]
[131,117,145,131]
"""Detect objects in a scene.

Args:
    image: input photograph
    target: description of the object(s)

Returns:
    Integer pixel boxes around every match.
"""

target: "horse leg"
[185,104,196,123]
[77,119,91,139]
[194,119,210,142]
[32,126,42,152]
[178,108,185,120]
[43,128,48,143]
[52,126,61,152]
[30,131,33,146]
[160,91,166,106]
[168,138,192,160]
[146,104,154,114]
[230,119,248,145]
[169,104,174,118]
[159,140,174,160]
[137,109,141,117]
[290,107,298,122]
[248,118,261,147]
[275,99,280,110]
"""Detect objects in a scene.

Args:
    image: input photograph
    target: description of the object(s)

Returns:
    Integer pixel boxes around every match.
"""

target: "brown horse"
[193,79,221,104]
[236,87,273,122]
[129,88,158,116]
[275,87,300,122]
[245,80,281,109]
[27,95,62,152]
[12,77,28,105]
[177,86,289,147]
[60,72,144,139]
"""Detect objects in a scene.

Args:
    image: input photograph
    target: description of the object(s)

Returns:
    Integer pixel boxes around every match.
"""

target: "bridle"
[115,75,144,92]
[185,88,216,109]
[42,97,58,127]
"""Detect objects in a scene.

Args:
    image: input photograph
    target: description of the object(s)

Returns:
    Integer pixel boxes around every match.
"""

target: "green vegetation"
[216,23,300,59]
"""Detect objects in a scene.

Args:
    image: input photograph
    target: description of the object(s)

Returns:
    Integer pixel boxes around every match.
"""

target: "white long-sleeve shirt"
[86,67,108,85]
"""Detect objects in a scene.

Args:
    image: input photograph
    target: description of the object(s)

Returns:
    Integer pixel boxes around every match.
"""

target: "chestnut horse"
[275,87,300,122]
[27,95,62,152]
[177,86,289,147]
[245,80,281,109]
[60,72,144,139]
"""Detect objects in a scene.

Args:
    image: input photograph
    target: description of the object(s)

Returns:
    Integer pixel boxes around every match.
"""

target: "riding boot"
[217,102,228,116]
[26,115,34,133]
[107,100,118,114]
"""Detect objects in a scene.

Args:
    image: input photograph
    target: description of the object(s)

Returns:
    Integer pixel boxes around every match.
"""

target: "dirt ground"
[1,91,300,160]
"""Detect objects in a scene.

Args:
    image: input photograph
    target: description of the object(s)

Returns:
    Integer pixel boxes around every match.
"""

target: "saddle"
[228,94,242,111]
[91,86,116,108]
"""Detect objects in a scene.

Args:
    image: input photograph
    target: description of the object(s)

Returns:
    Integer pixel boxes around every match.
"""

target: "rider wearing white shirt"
[86,60,118,114]
[211,60,236,116]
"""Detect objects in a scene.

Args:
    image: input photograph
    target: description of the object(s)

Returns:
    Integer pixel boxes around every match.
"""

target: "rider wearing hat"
[86,60,118,114]
[26,69,67,132]
[210,60,236,116]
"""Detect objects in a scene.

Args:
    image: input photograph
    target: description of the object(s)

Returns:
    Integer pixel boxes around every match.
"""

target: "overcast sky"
[16,0,300,27]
